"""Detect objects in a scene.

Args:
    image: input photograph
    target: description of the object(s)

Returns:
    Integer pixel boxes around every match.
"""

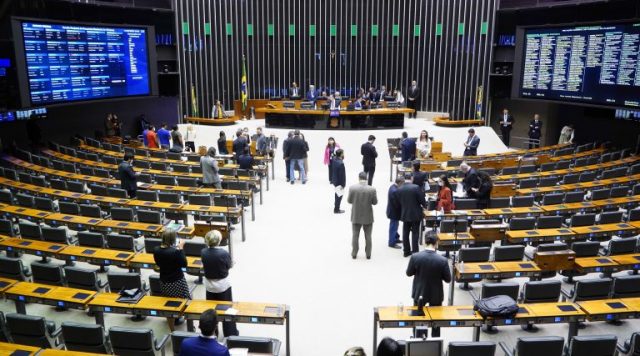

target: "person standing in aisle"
[528,114,543,149]
[361,135,378,186]
[347,172,378,259]
[332,149,346,214]
[499,108,514,146]
[324,137,340,184]
[407,80,420,118]
[386,176,404,249]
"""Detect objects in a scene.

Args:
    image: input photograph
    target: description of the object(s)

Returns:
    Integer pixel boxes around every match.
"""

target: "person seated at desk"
[237,147,254,170]
[212,100,227,119]
[289,82,301,99]
[202,230,239,337]
[435,175,454,213]
[179,309,230,356]
[374,85,387,102]
[306,85,318,102]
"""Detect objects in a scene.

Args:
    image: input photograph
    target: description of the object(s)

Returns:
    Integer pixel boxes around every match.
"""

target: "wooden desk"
[44,213,103,230]
[184,299,290,355]
[525,302,585,339]
[38,349,108,356]
[437,232,475,249]
[577,299,638,321]
[518,173,640,196]
[186,116,239,125]
[541,202,597,215]
[5,282,57,314]
[425,305,483,343]
[42,286,96,310]
[0,277,17,294]
[80,194,130,207]
[259,107,412,129]
[375,306,431,328]
[424,209,486,222]
[571,223,640,240]
[573,256,619,274]
[0,237,67,259]
[56,245,134,267]
[88,293,134,323]
[454,260,542,282]
[95,220,163,236]
[469,223,508,243]
[483,206,545,219]
[129,253,203,274]
[132,295,187,318]
[433,117,484,127]
[0,342,40,355]
[126,200,184,210]
[0,204,51,222]
[610,253,640,271]
[506,228,576,244]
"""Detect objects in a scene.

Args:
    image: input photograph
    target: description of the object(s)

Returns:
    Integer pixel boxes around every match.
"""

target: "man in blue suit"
[386,176,404,248]
[306,84,317,102]
[463,128,480,156]
[400,131,416,162]
[180,309,230,356]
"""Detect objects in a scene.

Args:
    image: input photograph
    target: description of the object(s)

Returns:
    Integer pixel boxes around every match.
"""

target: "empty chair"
[61,322,110,353]
[159,192,186,222]
[134,148,149,157]
[459,247,491,289]
[5,313,61,348]
[635,184,640,196]
[102,156,117,165]
[42,226,72,244]
[226,336,283,356]
[172,164,190,173]
[106,233,141,252]
[31,261,65,286]
[481,282,519,300]
[177,177,198,187]
[89,184,108,197]
[156,175,176,185]
[133,160,151,169]
[171,331,200,356]
[519,165,536,174]
[0,189,12,204]
[110,207,135,221]
[539,176,559,187]
[183,240,207,257]
[16,193,35,208]
[148,274,163,296]
[150,151,167,159]
[611,275,640,298]
[493,245,525,261]
[610,185,630,198]
[136,190,158,202]
[50,178,67,190]
[447,341,496,356]
[512,195,535,207]
[478,168,496,176]
[79,204,104,218]
[137,173,153,184]
[109,326,168,356]
[31,176,47,187]
[167,152,182,160]
[574,158,589,167]
[77,231,105,248]
[542,193,564,205]
[0,219,15,236]
[556,160,571,169]
[562,173,580,184]
[537,216,563,229]
[188,194,212,206]
[602,237,637,256]
[570,214,596,227]
[566,335,617,356]
[564,278,612,302]
[500,336,565,356]
[63,162,76,173]
[34,197,55,211]
[564,191,585,203]
[591,188,611,201]
[599,211,624,224]
[630,164,640,175]
[108,187,128,198]
[186,155,201,163]
[58,201,80,215]
[191,165,202,174]
[454,199,477,210]
[629,209,640,222]
[19,222,42,240]
[579,171,597,182]
[137,210,162,224]
[586,156,599,165]
[520,280,561,303]
[144,238,162,254]
[219,167,237,177]
[67,181,85,193]
[18,172,33,184]
[94,168,110,178]
[540,162,557,172]
[107,271,147,294]
[79,166,94,176]
[0,256,31,280]
[502,166,519,175]
[439,219,468,233]
[64,266,108,291]
[518,178,538,189]
[3,168,18,180]
[489,197,510,208]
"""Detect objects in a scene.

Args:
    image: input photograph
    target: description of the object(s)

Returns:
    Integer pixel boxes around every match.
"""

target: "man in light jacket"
[347,171,378,259]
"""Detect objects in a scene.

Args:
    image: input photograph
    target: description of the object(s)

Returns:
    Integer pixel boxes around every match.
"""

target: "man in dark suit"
[386,176,404,248]
[397,180,428,257]
[360,135,378,186]
[463,128,480,156]
[332,149,346,214]
[407,80,420,118]
[232,129,248,160]
[528,114,543,149]
[289,82,301,99]
[284,130,308,184]
[305,85,317,103]
[283,131,293,182]
[499,108,514,146]
[460,162,480,197]
[411,160,428,192]
[118,152,138,198]
[400,132,416,162]
[406,233,451,337]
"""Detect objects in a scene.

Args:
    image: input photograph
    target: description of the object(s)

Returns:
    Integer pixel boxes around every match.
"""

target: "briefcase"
[533,249,576,271]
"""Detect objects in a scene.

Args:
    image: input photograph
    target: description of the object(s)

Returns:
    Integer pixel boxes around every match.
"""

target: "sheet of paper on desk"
[225,307,239,315]
[230,348,249,356]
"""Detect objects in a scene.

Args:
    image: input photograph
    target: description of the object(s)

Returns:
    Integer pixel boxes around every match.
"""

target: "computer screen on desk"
[405,339,443,356]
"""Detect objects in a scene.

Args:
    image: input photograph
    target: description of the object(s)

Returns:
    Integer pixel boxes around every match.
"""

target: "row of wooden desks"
[495,155,639,181]
[517,173,640,196]
[0,279,291,356]
[373,297,640,355]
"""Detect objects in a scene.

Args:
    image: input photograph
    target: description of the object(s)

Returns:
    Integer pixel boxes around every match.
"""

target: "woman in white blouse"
[416,130,432,159]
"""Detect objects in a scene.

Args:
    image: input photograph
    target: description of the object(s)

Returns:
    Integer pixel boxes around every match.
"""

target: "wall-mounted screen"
[13,18,157,106]
[514,22,640,108]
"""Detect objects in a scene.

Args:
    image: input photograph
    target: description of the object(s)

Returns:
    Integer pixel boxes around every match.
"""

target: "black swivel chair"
[509,218,536,231]
[144,238,162,254]
[42,226,75,244]
[602,237,637,256]
[537,216,563,229]
[109,327,169,356]
[489,197,510,208]
[79,204,105,218]
[591,188,611,201]
[226,336,282,356]
[562,278,612,302]
[458,247,491,290]
[455,199,479,210]
[31,261,65,286]
[519,280,562,331]
[447,341,496,356]
[59,201,80,215]
[0,256,31,281]
[539,177,560,187]
[560,241,600,283]
[512,195,535,207]
[136,190,158,202]
[0,190,13,204]
[611,275,640,298]
[599,211,624,224]
[34,197,55,211]
[518,178,538,189]
[107,272,148,321]
[106,233,142,253]
[110,207,135,221]
[566,335,617,356]
[610,186,630,198]
[77,231,106,248]
[171,331,200,356]
[137,210,163,225]
[67,181,85,194]
[616,332,640,356]
[0,219,16,237]
[64,266,108,291]
[18,222,42,240]
[499,336,565,356]
[16,193,35,208]
[108,188,129,199]
[61,322,111,354]
[89,184,109,197]
[564,191,585,203]
[493,245,525,262]
[159,192,186,223]
[5,313,61,348]
[480,282,519,300]
[156,175,176,185]
[439,219,468,233]
[569,214,596,227]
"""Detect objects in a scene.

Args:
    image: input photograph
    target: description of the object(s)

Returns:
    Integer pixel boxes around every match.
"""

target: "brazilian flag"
[241,55,248,110]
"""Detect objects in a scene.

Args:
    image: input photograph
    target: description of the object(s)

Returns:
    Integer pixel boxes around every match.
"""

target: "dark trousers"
[500,127,511,146]
[529,136,540,149]
[402,220,421,254]
[328,161,334,183]
[127,189,137,198]
[285,160,291,181]
[185,141,196,152]
[334,193,343,211]
[414,299,442,337]
[407,100,418,118]
[206,288,239,337]
[363,165,375,185]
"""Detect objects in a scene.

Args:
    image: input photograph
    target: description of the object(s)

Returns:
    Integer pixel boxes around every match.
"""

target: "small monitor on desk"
[384,95,396,102]
[300,101,314,109]
[405,338,443,356]
[387,101,400,108]
[283,101,295,108]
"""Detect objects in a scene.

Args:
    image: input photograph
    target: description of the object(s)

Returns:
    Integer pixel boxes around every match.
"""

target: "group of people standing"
[498,108,575,148]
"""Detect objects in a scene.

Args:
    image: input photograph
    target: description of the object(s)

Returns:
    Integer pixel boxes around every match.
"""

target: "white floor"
[3,117,638,355]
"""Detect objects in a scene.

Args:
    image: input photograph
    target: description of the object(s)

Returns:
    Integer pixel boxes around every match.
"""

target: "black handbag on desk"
[116,288,143,304]
[474,295,518,319]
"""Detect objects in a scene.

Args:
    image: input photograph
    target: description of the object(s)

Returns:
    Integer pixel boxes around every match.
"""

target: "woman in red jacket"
[436,174,455,213]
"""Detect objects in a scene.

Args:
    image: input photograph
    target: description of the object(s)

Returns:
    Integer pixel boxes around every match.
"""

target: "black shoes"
[388,244,401,249]
[334,209,345,214]
[403,252,412,257]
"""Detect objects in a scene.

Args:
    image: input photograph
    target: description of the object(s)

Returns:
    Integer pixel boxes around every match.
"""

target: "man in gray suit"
[347,172,378,259]
[406,233,451,337]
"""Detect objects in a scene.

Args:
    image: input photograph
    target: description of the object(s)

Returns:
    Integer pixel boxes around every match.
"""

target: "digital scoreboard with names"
[17,21,152,105]
[518,23,640,108]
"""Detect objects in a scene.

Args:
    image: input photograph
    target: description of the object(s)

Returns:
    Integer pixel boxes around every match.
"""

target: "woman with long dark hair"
[323,137,340,183]
[436,174,455,213]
